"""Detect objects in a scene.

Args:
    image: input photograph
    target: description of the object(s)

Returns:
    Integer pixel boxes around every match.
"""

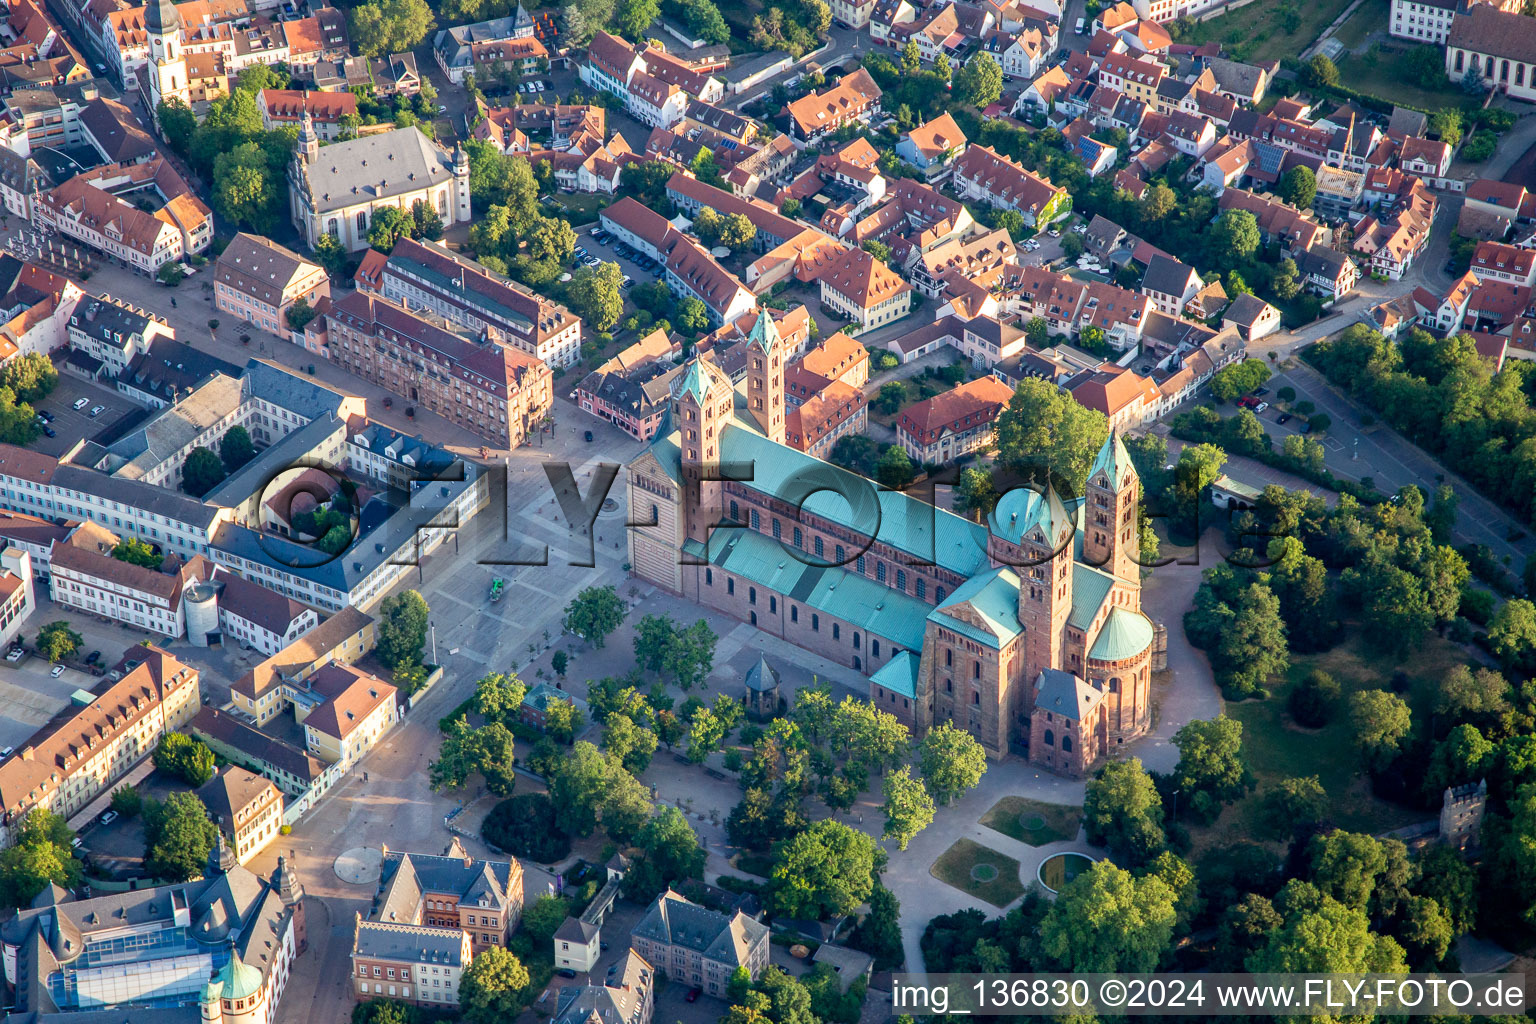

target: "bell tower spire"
[744,308,784,445]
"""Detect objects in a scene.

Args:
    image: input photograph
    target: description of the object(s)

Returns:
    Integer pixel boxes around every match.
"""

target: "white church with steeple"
[146,0,190,118]
[288,111,471,250]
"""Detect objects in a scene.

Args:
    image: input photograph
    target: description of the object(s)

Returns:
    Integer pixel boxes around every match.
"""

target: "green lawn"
[1170,0,1352,64]
[1195,628,1468,850]
[1337,45,1473,112]
[930,839,1026,908]
[980,797,1082,846]
[1333,0,1388,49]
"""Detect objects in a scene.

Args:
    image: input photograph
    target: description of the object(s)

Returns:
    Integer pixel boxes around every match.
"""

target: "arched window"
[815,536,824,558]
[705,568,713,586]
[852,631,860,649]
[327,218,339,236]
[936,587,945,602]
[835,544,845,563]
[895,569,906,591]
[945,649,952,667]
[1109,677,1120,693]
[876,562,887,583]
[916,578,926,600]
[973,662,981,679]
[1044,729,1054,747]
[945,679,953,692]
[1062,735,1073,752]
[793,527,803,547]
[750,611,757,626]
[872,639,880,657]
[748,586,756,605]
[853,655,861,671]
[971,691,979,705]
[750,509,760,529]
[730,500,739,522]
[857,556,866,574]
[769,596,777,613]
[773,519,781,539]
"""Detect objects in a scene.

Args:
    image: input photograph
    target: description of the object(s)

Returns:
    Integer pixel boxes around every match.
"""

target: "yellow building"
[232,606,377,726]
[299,663,397,768]
[198,764,285,865]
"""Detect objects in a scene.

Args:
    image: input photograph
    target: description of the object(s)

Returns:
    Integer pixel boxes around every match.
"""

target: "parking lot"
[0,654,98,752]
[30,370,147,457]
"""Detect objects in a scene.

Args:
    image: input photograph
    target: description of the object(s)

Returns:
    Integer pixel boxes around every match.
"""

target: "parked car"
[584,430,594,442]
[89,405,104,417]
[534,81,545,92]
[686,988,702,1003]
[86,650,101,664]
[50,664,65,677]
[1277,412,1292,424]
[5,648,22,662]
[42,426,55,437]
[72,397,88,410]
[99,810,117,826]
[1254,387,1269,396]
[0,745,13,758]
[36,410,52,422]
[1254,402,1269,413]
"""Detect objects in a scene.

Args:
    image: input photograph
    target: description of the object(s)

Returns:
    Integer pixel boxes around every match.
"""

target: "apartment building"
[326,290,553,449]
[0,644,198,845]
[362,237,582,368]
[199,763,285,864]
[207,565,319,654]
[1392,0,1517,44]
[1471,240,1536,286]
[231,606,376,725]
[67,291,175,376]
[48,521,210,638]
[896,376,1016,464]
[665,234,757,327]
[258,88,358,139]
[216,232,331,337]
[553,951,654,1024]
[38,158,212,275]
[786,67,882,141]
[433,9,546,84]
[630,890,768,999]
[0,547,35,648]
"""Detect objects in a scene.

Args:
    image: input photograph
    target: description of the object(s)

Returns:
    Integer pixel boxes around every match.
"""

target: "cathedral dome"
[988,484,1069,547]
[1088,607,1154,662]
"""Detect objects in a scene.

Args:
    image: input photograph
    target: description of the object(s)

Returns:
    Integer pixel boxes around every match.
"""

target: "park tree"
[1184,572,1288,699]
[568,263,625,331]
[1278,165,1318,209]
[377,590,429,669]
[994,377,1110,491]
[954,468,999,520]
[603,713,659,773]
[1268,539,1333,652]
[1490,598,1536,675]
[367,206,412,252]
[350,0,434,55]
[1169,716,1252,820]
[1425,724,1495,795]
[1258,776,1328,840]
[145,792,220,882]
[482,793,571,862]
[875,445,916,489]
[881,767,935,850]
[1429,108,1463,146]
[1248,883,1407,974]
[182,446,226,495]
[0,353,57,402]
[564,585,626,647]
[769,819,882,919]
[153,733,216,786]
[459,946,530,1024]
[547,741,611,836]
[212,143,278,232]
[473,672,528,725]
[918,722,988,804]
[851,883,904,970]
[624,807,706,898]
[156,100,198,155]
[542,698,585,745]
[953,52,1003,108]
[1349,689,1413,773]
[1272,257,1302,301]
[219,426,255,472]
[34,621,81,663]
[1040,862,1177,972]
[719,213,757,252]
[1082,758,1165,866]
[665,619,718,689]
[1432,665,1510,735]
[0,809,79,908]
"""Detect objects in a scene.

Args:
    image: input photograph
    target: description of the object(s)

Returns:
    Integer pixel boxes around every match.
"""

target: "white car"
[5,648,21,662]
[72,397,88,410]
[50,664,64,677]
[1254,401,1269,413]
[534,81,545,92]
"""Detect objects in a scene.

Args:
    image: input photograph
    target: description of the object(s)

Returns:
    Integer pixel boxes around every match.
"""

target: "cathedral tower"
[146,0,188,119]
[1083,433,1140,587]
[744,309,784,445]
[987,484,1075,686]
[670,356,733,546]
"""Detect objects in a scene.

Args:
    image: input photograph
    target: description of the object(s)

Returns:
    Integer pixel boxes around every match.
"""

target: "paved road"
[1265,362,1533,569]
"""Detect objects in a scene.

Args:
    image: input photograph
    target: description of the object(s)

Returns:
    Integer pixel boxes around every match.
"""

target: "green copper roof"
[1088,606,1155,662]
[989,483,1072,548]
[929,567,1022,649]
[1068,563,1115,631]
[747,308,780,352]
[1088,433,1135,490]
[871,650,920,698]
[218,951,264,1001]
[671,357,725,407]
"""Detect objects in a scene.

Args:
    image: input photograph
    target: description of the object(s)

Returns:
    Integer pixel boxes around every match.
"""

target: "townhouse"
[665,233,758,327]
[1471,240,1536,286]
[952,146,1070,225]
[198,764,284,865]
[1098,51,1166,105]
[578,31,721,129]
[630,890,769,999]
[39,158,213,275]
[215,232,331,336]
[785,67,882,142]
[1139,254,1204,317]
[1297,245,1362,297]
[1009,266,1153,351]
[1218,188,1331,253]
[895,113,969,178]
[1066,365,1161,432]
[896,375,1016,464]
[433,10,546,85]
[68,291,175,377]
[298,662,397,769]
[1221,293,1283,341]
[48,520,208,638]
[258,88,358,140]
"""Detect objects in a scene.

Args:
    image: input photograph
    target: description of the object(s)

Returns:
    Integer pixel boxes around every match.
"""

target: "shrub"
[1288,669,1340,728]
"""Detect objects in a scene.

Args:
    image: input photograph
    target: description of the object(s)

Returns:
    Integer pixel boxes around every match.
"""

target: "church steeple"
[1084,433,1140,584]
[146,0,187,121]
[744,308,784,445]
